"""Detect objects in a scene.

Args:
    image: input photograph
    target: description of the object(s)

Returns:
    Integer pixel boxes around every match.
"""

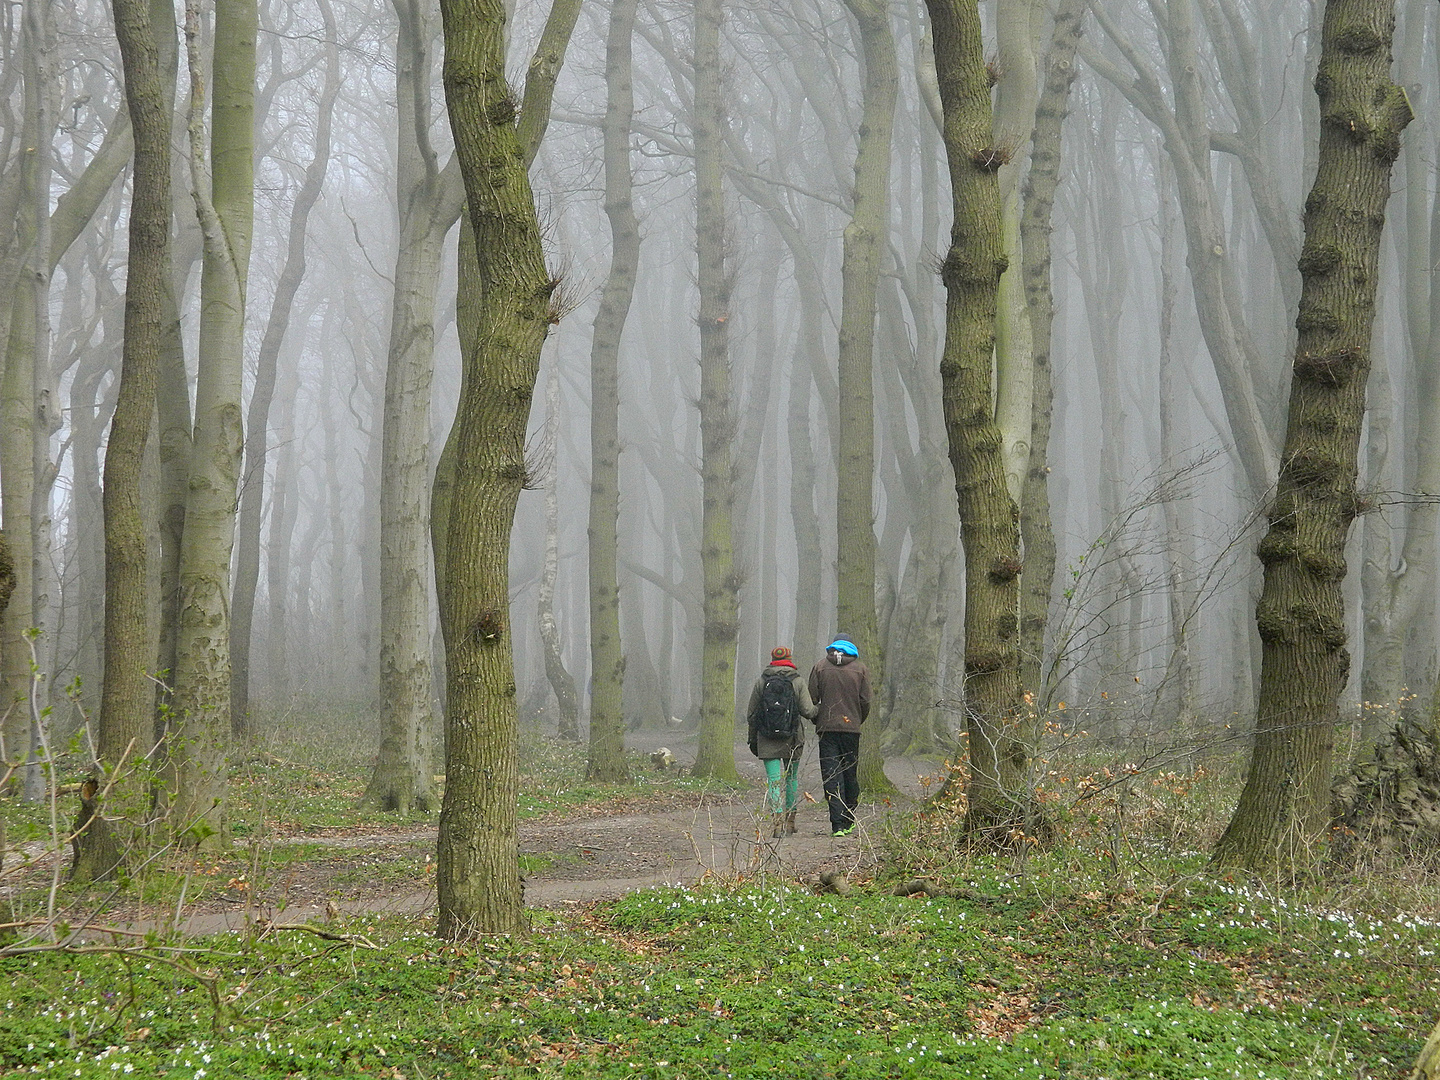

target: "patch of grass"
[4,846,1437,1078]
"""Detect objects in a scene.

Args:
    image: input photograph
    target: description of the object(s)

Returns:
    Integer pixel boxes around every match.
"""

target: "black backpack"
[755,671,799,740]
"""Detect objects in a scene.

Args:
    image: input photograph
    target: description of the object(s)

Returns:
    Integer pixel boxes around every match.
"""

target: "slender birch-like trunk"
[166,0,256,846]
[231,0,340,738]
[836,0,897,794]
[585,0,641,781]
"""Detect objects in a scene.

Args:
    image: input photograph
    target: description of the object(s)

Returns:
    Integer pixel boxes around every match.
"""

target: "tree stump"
[1331,717,1440,867]
[70,778,122,883]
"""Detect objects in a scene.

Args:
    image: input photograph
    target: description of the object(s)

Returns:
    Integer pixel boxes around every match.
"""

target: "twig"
[256,921,379,948]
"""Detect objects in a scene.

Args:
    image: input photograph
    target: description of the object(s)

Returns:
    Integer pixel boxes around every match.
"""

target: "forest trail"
[72,732,942,940]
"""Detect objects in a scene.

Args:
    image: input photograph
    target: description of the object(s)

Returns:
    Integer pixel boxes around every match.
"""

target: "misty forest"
[4,0,1440,1075]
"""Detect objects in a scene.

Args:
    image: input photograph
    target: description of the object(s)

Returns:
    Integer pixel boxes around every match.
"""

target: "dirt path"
[55,733,940,940]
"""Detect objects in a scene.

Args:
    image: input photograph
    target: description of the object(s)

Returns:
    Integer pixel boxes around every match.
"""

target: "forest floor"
[150,726,941,936]
[4,722,947,940]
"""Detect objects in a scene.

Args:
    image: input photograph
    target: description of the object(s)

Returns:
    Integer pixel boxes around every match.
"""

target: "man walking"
[808,635,871,837]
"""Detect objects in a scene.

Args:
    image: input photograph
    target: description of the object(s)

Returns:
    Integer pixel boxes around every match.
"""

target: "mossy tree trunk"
[925,0,1032,840]
[167,0,256,848]
[585,0,641,782]
[433,0,575,937]
[97,0,172,773]
[1214,0,1412,875]
[689,0,740,782]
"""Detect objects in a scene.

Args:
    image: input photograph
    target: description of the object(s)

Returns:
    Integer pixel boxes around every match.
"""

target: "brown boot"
[771,814,786,838]
[783,809,798,835]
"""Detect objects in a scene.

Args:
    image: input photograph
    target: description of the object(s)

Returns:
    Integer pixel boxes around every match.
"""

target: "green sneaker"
[831,825,856,837]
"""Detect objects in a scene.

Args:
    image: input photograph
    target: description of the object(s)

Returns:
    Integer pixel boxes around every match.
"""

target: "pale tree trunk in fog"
[1156,158,1200,726]
[364,0,463,815]
[1017,0,1084,704]
[586,0,640,781]
[835,0,896,795]
[0,94,134,741]
[1215,0,1410,874]
[927,0,1034,839]
[689,0,741,782]
[265,364,299,705]
[1,0,59,799]
[1361,0,1436,731]
[155,220,197,728]
[320,335,351,691]
[1073,112,1141,699]
[1197,0,1303,320]
[434,0,574,938]
[876,280,957,757]
[167,0,256,845]
[97,0,172,774]
[1084,4,1279,500]
[231,0,339,739]
[991,0,1040,504]
[726,167,827,662]
[539,366,579,742]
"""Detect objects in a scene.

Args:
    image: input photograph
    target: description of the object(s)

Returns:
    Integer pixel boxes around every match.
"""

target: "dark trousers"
[818,731,861,831]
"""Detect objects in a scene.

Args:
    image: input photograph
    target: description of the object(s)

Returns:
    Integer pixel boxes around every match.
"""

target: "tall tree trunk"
[539,365,579,741]
[1,0,60,799]
[364,0,463,815]
[166,0,256,846]
[433,0,565,938]
[689,0,740,781]
[835,0,897,795]
[97,0,172,772]
[1214,0,1411,874]
[991,0,1041,503]
[1017,0,1084,703]
[586,0,641,781]
[231,0,339,738]
[264,364,300,706]
[926,0,1033,840]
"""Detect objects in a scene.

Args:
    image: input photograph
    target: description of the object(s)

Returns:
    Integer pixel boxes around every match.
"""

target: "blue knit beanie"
[826,637,859,657]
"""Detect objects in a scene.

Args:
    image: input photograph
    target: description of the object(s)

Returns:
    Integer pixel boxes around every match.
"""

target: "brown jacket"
[745,664,818,760]
[808,655,871,734]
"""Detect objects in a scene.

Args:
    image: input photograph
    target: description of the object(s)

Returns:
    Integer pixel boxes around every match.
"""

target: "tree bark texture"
[1017,0,1084,704]
[836,0,897,795]
[1214,0,1412,874]
[690,0,741,782]
[364,0,464,816]
[926,0,1033,839]
[167,0,256,846]
[991,0,1040,504]
[539,369,580,742]
[434,0,554,938]
[98,0,172,768]
[586,0,641,782]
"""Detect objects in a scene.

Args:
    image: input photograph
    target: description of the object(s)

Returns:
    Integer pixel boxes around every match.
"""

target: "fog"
[1,0,1432,770]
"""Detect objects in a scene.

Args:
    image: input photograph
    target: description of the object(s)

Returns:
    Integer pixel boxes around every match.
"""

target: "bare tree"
[166,0,257,846]
[1215,0,1411,874]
